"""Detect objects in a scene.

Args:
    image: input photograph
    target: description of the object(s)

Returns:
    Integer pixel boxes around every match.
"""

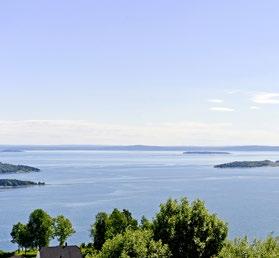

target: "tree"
[91,209,138,250]
[91,212,109,250]
[53,215,75,246]
[11,222,25,250]
[96,229,171,258]
[105,209,138,239]
[27,209,54,249]
[140,216,153,230]
[153,198,228,258]
[11,222,32,251]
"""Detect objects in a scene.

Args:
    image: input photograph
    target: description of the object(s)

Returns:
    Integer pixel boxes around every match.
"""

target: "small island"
[183,151,231,155]
[0,162,40,174]
[0,179,45,187]
[215,160,279,168]
[1,149,24,153]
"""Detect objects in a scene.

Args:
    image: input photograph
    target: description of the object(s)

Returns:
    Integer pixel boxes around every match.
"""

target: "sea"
[1,150,279,250]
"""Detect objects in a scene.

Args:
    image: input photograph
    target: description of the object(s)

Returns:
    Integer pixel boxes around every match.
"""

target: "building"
[36,246,82,258]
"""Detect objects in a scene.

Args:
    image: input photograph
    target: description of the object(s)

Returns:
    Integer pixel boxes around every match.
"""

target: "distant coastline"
[1,145,279,152]
[1,149,24,153]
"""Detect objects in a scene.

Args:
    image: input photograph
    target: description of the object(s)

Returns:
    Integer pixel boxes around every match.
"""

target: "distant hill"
[0,145,279,152]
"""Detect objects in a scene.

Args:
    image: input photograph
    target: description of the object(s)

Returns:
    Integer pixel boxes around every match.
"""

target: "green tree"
[140,216,153,230]
[91,212,109,250]
[153,198,228,258]
[11,222,31,251]
[105,209,138,239]
[53,215,75,246]
[27,209,54,249]
[96,229,171,258]
[91,209,138,250]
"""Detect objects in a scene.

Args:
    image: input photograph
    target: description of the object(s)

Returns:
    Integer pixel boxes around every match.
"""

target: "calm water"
[1,150,279,250]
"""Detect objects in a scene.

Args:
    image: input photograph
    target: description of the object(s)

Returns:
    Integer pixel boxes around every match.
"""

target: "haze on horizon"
[1,1,279,146]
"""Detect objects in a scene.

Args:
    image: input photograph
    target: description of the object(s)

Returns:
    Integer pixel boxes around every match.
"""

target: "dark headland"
[215,160,279,168]
[0,179,45,187]
[0,162,40,174]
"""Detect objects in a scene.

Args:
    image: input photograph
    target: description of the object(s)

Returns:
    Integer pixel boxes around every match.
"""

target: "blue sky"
[1,1,279,145]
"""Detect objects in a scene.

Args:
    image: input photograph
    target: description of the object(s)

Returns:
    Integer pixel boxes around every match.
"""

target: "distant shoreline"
[1,145,279,152]
[1,149,24,153]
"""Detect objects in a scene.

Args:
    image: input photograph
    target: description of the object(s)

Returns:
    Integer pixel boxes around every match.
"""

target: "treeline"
[9,197,279,258]
[11,210,75,250]
[87,198,227,258]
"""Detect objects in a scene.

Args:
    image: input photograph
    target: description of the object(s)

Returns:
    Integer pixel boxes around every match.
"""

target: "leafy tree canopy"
[91,209,138,250]
[27,209,54,249]
[153,198,228,258]
[95,229,170,258]
[10,222,31,250]
[53,215,75,246]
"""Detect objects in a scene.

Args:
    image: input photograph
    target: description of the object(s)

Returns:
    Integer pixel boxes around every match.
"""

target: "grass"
[0,250,37,258]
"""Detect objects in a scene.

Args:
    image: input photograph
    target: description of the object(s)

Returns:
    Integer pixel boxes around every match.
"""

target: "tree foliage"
[95,229,170,258]
[27,209,54,249]
[218,235,279,258]
[10,209,75,250]
[91,209,138,250]
[92,212,109,250]
[153,198,228,258]
[140,216,153,230]
[10,223,31,251]
[10,197,229,258]
[53,215,75,246]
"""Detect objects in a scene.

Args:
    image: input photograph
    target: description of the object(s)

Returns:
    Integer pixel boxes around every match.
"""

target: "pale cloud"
[0,120,233,145]
[208,99,224,103]
[0,120,278,145]
[250,106,260,110]
[210,107,235,112]
[225,89,243,95]
[253,92,279,104]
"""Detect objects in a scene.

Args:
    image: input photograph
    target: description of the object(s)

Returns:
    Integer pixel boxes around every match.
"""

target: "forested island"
[0,162,40,174]
[0,179,45,187]
[215,160,279,168]
[183,151,230,155]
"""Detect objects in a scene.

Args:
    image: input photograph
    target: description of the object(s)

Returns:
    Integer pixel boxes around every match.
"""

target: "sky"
[1,0,279,145]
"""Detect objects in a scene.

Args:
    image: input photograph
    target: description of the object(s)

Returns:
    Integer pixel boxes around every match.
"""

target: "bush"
[218,235,279,258]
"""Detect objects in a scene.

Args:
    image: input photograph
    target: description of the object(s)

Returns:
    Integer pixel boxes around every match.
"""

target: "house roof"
[39,246,82,258]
